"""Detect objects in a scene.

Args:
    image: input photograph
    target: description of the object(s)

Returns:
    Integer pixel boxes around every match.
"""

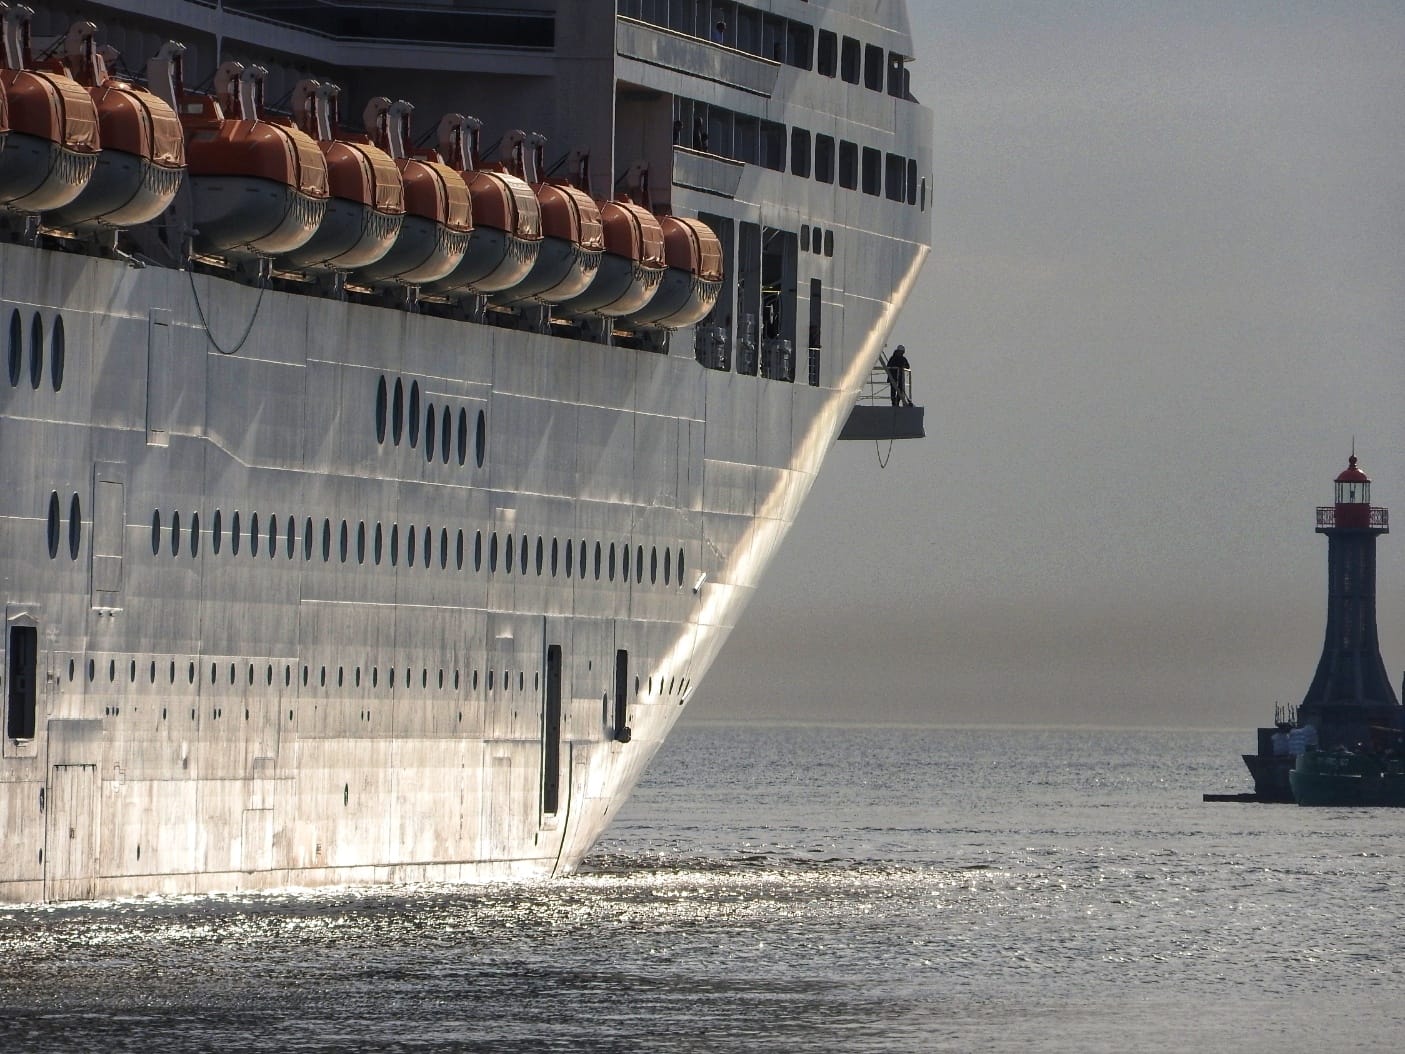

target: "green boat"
[1289,747,1405,807]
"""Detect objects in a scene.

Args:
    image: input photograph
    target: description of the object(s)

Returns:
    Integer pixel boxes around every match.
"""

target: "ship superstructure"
[0,0,931,902]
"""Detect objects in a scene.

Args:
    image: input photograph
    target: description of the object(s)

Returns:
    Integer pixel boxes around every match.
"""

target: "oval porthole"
[457,408,468,466]
[550,538,559,577]
[7,309,20,386]
[50,314,65,391]
[565,537,574,578]
[594,542,602,580]
[389,523,399,566]
[440,411,451,465]
[636,544,644,584]
[150,508,161,555]
[392,378,404,443]
[438,527,448,570]
[323,519,332,562]
[68,492,81,560]
[455,529,464,570]
[535,536,544,576]
[678,549,686,585]
[374,522,384,565]
[489,532,499,572]
[474,530,483,571]
[268,514,278,560]
[190,512,200,557]
[47,491,61,558]
[407,524,417,566]
[250,512,260,556]
[504,533,514,574]
[475,409,486,468]
[650,546,658,584]
[408,381,421,448]
[357,521,366,564]
[520,534,528,575]
[303,517,313,560]
[425,404,436,462]
[622,544,630,582]
[171,510,181,556]
[232,511,242,555]
[375,376,388,443]
[664,547,671,585]
[29,312,43,390]
[340,520,349,563]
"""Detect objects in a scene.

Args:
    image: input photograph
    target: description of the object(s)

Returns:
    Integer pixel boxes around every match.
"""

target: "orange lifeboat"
[43,22,184,232]
[422,113,541,297]
[351,98,471,287]
[0,3,99,213]
[626,213,724,329]
[180,60,328,258]
[276,80,403,273]
[557,157,665,319]
[492,132,603,306]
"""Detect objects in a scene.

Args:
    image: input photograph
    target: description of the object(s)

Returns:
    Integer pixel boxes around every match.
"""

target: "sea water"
[1,725,1400,1052]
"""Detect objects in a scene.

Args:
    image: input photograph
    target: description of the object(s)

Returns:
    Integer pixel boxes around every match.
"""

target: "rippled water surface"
[2,726,1401,1052]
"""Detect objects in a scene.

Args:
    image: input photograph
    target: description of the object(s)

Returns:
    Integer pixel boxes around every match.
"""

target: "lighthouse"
[1297,453,1399,748]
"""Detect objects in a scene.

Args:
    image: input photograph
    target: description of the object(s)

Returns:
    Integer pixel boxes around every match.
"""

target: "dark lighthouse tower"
[1297,453,1399,748]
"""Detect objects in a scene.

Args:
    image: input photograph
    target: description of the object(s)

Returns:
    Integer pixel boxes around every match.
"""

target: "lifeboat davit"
[491,133,603,306]
[179,59,328,257]
[352,98,471,287]
[422,114,540,297]
[276,80,403,273]
[0,4,99,213]
[626,214,723,329]
[43,22,184,231]
[557,157,665,319]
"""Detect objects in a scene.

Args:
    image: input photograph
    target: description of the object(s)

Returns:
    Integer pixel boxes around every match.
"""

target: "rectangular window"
[885,152,906,201]
[786,21,813,70]
[839,139,858,190]
[907,158,918,205]
[823,229,834,257]
[790,127,811,177]
[542,644,561,812]
[737,221,762,375]
[808,277,823,388]
[734,114,758,165]
[840,36,860,84]
[814,134,835,183]
[763,15,785,62]
[817,30,837,76]
[920,176,927,212]
[6,624,38,741]
[887,51,906,97]
[760,119,786,171]
[864,43,884,91]
[862,146,881,195]
[613,650,629,742]
[800,224,810,251]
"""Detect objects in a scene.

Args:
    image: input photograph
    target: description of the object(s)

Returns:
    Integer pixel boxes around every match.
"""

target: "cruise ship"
[0,0,931,902]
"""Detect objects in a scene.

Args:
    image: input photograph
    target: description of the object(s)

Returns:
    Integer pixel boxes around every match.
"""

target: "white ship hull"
[0,0,930,902]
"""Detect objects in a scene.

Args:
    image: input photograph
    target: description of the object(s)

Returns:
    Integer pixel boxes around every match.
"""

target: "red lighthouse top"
[1317,452,1388,532]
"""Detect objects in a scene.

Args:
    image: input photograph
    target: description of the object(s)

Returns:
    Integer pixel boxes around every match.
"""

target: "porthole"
[357,521,366,564]
[454,670,461,690]
[210,663,217,684]
[50,314,65,391]
[455,529,464,570]
[68,492,81,560]
[322,519,332,562]
[319,666,326,687]
[408,381,421,448]
[550,538,559,577]
[268,514,278,560]
[594,542,602,580]
[108,659,115,682]
[189,662,196,685]
[475,409,486,467]
[302,666,309,687]
[87,659,95,682]
[47,491,61,558]
[231,511,241,555]
[374,523,383,565]
[520,534,528,575]
[389,523,399,566]
[437,669,444,689]
[440,528,449,570]
[169,660,176,684]
[392,378,404,443]
[441,411,451,464]
[372,667,378,688]
[425,404,436,461]
[636,545,644,584]
[490,532,499,572]
[579,540,587,577]
[213,510,223,554]
[421,668,428,689]
[29,312,43,390]
[474,530,482,571]
[190,512,200,557]
[564,537,573,578]
[472,670,479,690]
[284,665,291,687]
[304,517,313,560]
[340,520,349,563]
[130,659,136,682]
[250,512,260,556]
[407,523,417,566]
[171,510,181,556]
[149,660,156,684]
[664,547,671,585]
[488,670,495,691]
[608,543,616,581]
[535,536,544,576]
[6,309,20,386]
[622,543,630,582]
[150,509,161,555]
[248,664,254,685]
[389,667,396,688]
[266,663,274,686]
[286,516,296,559]
[375,376,388,443]
[457,408,468,466]
[504,533,513,574]
[650,546,658,584]
[679,549,686,584]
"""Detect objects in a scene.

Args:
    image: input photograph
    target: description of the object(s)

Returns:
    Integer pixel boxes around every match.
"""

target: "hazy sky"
[690,0,1405,729]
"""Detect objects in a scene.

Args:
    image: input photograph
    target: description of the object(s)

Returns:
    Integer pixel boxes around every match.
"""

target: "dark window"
[475,410,486,467]
[29,312,43,390]
[824,229,834,257]
[50,315,64,391]
[392,378,404,444]
[425,404,436,461]
[457,408,468,465]
[47,492,61,558]
[69,492,82,560]
[785,21,813,70]
[390,523,399,566]
[862,146,881,195]
[760,120,786,171]
[505,533,514,574]
[815,134,835,183]
[907,159,919,205]
[151,509,161,555]
[407,524,417,566]
[6,309,20,386]
[441,410,451,464]
[231,511,241,555]
[374,523,383,565]
[172,510,181,556]
[408,381,421,447]
[840,36,860,84]
[887,51,906,98]
[543,645,562,813]
[864,43,884,91]
[613,649,629,742]
[375,376,388,442]
[790,128,811,177]
[191,512,201,557]
[920,176,927,212]
[7,624,38,740]
[839,140,858,190]
[817,30,837,77]
[800,225,810,252]
[474,530,483,571]
[885,153,906,201]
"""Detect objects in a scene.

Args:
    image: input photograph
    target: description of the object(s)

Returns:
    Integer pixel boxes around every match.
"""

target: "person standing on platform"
[886,345,910,406]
